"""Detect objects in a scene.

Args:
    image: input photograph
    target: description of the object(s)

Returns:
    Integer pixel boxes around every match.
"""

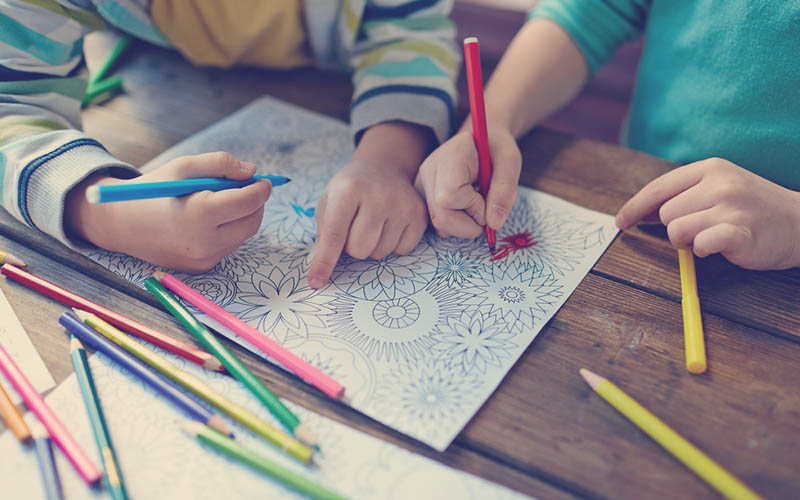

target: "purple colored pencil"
[59,312,231,436]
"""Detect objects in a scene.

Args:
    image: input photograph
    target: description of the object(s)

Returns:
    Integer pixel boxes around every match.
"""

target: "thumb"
[165,151,256,181]
[484,136,522,229]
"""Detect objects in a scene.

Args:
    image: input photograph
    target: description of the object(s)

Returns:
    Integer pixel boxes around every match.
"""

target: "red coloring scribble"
[490,231,537,261]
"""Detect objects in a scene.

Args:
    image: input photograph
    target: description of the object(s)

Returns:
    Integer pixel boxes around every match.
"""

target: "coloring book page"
[0,347,534,500]
[83,97,618,450]
[0,288,55,404]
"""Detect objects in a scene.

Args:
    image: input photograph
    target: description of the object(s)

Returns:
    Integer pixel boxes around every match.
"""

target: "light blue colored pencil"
[86,175,291,203]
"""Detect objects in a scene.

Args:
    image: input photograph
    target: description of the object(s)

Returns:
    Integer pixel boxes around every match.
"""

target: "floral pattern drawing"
[81,97,618,451]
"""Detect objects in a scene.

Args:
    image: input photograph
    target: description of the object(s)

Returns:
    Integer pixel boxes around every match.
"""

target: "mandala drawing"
[330,241,438,301]
[432,309,516,374]
[433,248,485,286]
[77,97,618,451]
[227,266,331,346]
[371,358,483,444]
[323,281,476,363]
[466,262,564,334]
[211,232,274,278]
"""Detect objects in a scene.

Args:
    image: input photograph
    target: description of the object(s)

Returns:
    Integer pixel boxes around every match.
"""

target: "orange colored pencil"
[0,381,31,443]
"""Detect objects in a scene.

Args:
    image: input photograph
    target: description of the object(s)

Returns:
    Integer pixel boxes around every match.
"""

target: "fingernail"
[240,162,256,174]
[309,276,325,288]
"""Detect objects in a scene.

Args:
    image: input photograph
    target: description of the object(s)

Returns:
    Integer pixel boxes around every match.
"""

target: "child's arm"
[308,0,458,287]
[417,0,651,237]
[616,158,800,270]
[0,3,265,271]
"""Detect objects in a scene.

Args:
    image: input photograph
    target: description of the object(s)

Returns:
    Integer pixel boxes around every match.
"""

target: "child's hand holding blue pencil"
[65,152,276,273]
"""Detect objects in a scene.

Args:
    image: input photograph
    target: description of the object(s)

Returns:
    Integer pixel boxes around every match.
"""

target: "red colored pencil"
[1,264,222,372]
[0,342,101,484]
[463,36,496,251]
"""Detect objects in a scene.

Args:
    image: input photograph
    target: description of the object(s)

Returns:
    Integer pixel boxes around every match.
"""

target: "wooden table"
[1,41,798,500]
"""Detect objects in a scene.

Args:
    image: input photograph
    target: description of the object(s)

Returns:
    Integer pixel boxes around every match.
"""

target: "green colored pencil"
[183,422,350,500]
[144,276,318,449]
[73,309,313,464]
[70,336,128,500]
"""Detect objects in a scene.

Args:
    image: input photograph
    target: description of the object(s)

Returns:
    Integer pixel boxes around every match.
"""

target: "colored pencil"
[144,277,318,450]
[59,312,232,437]
[31,423,65,500]
[74,309,313,464]
[0,380,31,443]
[90,34,131,85]
[183,422,348,500]
[82,75,123,108]
[0,249,25,267]
[0,341,101,484]
[70,336,128,500]
[463,36,496,251]
[677,249,706,374]
[580,368,764,500]
[86,175,291,203]
[154,271,345,400]
[0,264,222,372]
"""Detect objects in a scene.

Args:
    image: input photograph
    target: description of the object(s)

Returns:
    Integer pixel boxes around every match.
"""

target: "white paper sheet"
[0,288,55,404]
[0,347,534,500]
[83,97,618,450]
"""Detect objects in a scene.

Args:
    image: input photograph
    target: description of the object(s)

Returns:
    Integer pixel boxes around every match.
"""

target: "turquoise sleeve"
[528,0,652,74]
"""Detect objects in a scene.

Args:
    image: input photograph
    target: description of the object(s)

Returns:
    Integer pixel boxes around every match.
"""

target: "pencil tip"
[4,254,26,267]
[70,336,83,352]
[203,356,225,372]
[579,368,604,390]
[206,415,232,436]
[71,308,90,321]
[181,420,203,436]
[293,423,318,449]
[151,270,165,280]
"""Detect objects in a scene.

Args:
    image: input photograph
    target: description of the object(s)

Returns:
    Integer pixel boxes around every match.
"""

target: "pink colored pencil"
[0,342,101,484]
[152,271,345,400]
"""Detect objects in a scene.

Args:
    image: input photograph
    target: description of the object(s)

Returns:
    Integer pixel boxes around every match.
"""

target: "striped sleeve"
[0,0,138,248]
[348,0,459,144]
[529,0,651,74]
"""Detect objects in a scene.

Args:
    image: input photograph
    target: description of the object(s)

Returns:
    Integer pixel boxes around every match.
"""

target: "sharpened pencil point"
[293,423,318,449]
[579,368,604,390]
[72,308,91,322]
[203,356,225,372]
[70,335,84,353]
[1,252,26,267]
[181,420,204,436]
[151,271,165,281]
[207,415,233,437]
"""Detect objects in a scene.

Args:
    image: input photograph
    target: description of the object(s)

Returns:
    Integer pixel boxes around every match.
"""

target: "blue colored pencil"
[70,336,128,500]
[31,423,64,500]
[59,312,231,436]
[86,175,291,203]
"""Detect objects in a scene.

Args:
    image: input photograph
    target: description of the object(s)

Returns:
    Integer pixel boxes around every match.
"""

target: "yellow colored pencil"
[677,249,706,374]
[580,368,764,500]
[0,250,25,267]
[73,309,313,464]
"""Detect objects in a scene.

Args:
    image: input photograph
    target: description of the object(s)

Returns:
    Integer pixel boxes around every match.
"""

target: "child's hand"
[414,127,521,238]
[308,122,431,288]
[66,152,271,273]
[616,158,800,270]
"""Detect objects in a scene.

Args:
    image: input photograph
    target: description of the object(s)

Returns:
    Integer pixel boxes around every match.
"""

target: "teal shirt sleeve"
[529,0,652,74]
